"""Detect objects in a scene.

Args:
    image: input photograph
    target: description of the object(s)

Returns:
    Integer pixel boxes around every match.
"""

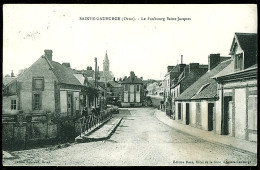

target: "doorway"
[186,103,190,125]
[222,96,232,135]
[208,103,214,131]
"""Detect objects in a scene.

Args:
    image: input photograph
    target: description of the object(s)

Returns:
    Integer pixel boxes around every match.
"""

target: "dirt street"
[3,108,257,166]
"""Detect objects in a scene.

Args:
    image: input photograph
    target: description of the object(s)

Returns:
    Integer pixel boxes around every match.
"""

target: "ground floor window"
[33,93,41,110]
[11,99,17,110]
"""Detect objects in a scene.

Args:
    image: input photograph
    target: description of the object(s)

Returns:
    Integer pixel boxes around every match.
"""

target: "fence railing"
[79,110,112,136]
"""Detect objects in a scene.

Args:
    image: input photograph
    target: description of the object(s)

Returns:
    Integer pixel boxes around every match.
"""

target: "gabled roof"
[108,81,122,88]
[233,33,257,52]
[85,70,95,77]
[50,60,82,86]
[3,77,16,86]
[175,59,232,101]
[73,74,85,85]
[122,76,143,84]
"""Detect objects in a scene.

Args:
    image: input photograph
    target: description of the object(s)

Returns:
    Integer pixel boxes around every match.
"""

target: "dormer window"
[234,53,243,71]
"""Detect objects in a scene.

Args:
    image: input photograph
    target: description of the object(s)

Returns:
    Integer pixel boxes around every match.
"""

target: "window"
[11,100,16,110]
[33,93,41,110]
[234,53,243,71]
[136,85,140,92]
[124,84,129,91]
[33,77,44,91]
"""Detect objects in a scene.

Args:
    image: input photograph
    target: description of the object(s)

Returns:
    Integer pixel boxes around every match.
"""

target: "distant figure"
[82,107,88,118]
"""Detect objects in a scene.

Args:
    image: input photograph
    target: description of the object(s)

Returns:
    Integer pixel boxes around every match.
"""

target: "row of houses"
[3,49,148,121]
[2,50,123,119]
[148,32,257,142]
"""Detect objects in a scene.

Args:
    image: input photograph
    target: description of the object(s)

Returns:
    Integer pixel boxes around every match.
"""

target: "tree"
[17,68,27,76]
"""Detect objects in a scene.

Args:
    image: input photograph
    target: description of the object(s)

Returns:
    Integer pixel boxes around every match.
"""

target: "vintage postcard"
[2,4,257,166]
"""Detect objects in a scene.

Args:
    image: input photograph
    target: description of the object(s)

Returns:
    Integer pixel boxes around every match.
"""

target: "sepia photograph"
[2,4,258,166]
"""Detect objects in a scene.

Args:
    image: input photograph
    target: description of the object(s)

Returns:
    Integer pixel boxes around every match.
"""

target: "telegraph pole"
[94,57,97,108]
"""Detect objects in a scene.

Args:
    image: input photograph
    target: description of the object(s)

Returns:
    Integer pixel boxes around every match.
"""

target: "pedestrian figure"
[96,105,101,123]
[82,106,88,118]
[91,106,96,127]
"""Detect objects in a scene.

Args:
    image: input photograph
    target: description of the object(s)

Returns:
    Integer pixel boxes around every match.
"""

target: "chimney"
[62,62,71,68]
[167,66,175,73]
[11,70,14,77]
[87,66,92,70]
[208,54,220,71]
[189,63,199,73]
[179,64,186,73]
[140,77,143,81]
[44,49,53,61]
[181,55,183,64]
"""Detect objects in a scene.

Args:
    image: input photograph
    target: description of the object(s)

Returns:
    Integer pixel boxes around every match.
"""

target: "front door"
[186,103,190,125]
[222,96,232,135]
[67,93,73,116]
[208,103,214,131]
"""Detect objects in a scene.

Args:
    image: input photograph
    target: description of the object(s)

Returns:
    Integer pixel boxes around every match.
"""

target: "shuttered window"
[33,77,44,91]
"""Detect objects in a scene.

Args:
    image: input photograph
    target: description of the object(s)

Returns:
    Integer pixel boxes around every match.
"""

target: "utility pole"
[94,57,97,108]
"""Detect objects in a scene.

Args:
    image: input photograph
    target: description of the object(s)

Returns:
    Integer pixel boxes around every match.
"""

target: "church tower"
[103,50,110,82]
[103,50,110,72]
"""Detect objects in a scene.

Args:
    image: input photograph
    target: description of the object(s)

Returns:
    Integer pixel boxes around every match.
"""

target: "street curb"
[154,110,257,155]
[75,117,123,143]
[75,116,113,143]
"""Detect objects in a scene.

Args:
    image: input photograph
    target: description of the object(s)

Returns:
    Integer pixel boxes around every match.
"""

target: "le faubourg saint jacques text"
[79,17,191,22]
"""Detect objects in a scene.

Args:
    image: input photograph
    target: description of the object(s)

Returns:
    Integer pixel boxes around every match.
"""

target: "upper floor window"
[234,53,243,71]
[11,100,17,110]
[136,85,140,92]
[124,84,129,91]
[33,77,44,91]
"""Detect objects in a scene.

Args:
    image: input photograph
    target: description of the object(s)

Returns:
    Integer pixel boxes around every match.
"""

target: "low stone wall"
[2,110,111,150]
[2,115,81,150]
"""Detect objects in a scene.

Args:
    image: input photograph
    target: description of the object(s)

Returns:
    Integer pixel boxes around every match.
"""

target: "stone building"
[121,71,144,107]
[213,33,257,142]
[175,56,231,130]
[3,50,85,118]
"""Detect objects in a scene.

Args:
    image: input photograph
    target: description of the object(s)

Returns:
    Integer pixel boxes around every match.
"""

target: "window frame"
[234,53,243,71]
[32,92,42,110]
[32,77,44,91]
[124,84,129,92]
[11,99,17,110]
[136,84,140,92]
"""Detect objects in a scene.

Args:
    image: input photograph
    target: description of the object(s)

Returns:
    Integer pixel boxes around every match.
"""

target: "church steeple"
[103,50,109,72]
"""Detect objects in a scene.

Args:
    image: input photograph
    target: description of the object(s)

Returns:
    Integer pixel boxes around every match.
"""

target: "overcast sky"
[3,4,257,80]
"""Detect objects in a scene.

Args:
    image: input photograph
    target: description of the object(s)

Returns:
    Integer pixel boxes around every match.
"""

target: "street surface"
[3,108,257,166]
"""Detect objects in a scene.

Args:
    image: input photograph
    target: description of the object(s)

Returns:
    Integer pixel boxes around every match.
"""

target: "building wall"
[182,102,187,124]
[217,78,257,141]
[234,88,246,140]
[2,95,19,114]
[215,90,222,135]
[121,83,143,107]
[201,101,208,131]
[17,57,57,114]
[190,102,197,127]
[60,90,67,114]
